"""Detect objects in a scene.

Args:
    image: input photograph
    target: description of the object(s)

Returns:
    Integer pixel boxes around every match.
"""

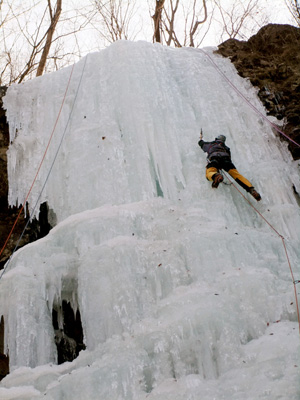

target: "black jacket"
[198,139,231,161]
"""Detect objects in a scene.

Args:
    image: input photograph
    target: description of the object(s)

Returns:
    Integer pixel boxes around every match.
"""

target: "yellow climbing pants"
[206,167,253,191]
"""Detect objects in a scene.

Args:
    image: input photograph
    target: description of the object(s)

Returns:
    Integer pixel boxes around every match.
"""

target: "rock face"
[217,24,300,160]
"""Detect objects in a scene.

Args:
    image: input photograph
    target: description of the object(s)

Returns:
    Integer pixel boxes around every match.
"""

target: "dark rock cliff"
[217,24,300,160]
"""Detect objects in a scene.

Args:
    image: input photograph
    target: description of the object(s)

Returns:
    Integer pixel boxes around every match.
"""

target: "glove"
[199,129,203,140]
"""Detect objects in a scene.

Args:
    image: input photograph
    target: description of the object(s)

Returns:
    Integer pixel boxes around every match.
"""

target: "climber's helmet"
[215,135,226,143]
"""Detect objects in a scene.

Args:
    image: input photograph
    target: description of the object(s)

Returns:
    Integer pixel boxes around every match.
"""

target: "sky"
[104,0,295,47]
[63,0,296,53]
[0,0,296,85]
[199,0,295,46]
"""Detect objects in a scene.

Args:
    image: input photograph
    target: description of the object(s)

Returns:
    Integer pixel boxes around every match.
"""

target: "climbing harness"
[198,48,300,149]
[0,56,88,281]
[223,171,300,336]
[221,173,232,185]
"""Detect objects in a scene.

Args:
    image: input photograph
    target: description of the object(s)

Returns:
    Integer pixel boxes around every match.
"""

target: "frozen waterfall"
[0,40,299,399]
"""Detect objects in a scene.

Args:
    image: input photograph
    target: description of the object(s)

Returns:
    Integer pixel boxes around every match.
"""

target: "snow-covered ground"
[0,40,299,399]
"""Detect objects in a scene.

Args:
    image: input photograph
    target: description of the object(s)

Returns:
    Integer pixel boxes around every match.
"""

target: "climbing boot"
[249,187,261,201]
[212,173,223,188]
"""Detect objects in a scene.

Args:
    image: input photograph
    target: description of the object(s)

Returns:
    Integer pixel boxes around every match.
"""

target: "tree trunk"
[152,0,165,43]
[36,0,62,77]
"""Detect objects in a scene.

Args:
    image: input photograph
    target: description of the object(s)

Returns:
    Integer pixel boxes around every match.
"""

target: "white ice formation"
[0,40,299,399]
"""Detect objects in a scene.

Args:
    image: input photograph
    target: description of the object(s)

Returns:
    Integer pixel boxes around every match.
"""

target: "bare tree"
[0,1,40,84]
[161,0,181,46]
[213,0,269,41]
[153,0,165,43]
[155,0,210,48]
[92,0,138,43]
[189,0,208,47]
[285,0,300,26]
[16,1,63,82]
[36,0,62,76]
[0,1,95,85]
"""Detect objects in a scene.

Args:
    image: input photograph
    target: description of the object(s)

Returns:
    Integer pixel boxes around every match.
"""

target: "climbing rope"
[0,55,88,280]
[198,48,300,149]
[197,48,300,333]
[223,171,300,336]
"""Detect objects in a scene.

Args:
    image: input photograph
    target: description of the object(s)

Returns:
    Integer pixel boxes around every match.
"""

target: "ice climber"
[198,130,261,201]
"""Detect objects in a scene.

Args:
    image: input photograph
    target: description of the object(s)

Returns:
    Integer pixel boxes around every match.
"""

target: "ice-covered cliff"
[0,40,299,399]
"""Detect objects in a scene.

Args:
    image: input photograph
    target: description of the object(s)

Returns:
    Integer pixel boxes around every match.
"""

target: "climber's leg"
[227,168,253,192]
[206,166,219,181]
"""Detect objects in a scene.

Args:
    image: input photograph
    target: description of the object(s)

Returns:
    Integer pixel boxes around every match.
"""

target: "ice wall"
[4,41,300,227]
[0,41,299,399]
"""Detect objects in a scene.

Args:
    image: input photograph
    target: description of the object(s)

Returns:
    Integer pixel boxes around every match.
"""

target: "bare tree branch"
[0,1,96,84]
[153,0,212,48]
[213,0,269,42]
[285,0,300,26]
[190,0,207,46]
[163,0,180,46]
[93,0,138,44]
